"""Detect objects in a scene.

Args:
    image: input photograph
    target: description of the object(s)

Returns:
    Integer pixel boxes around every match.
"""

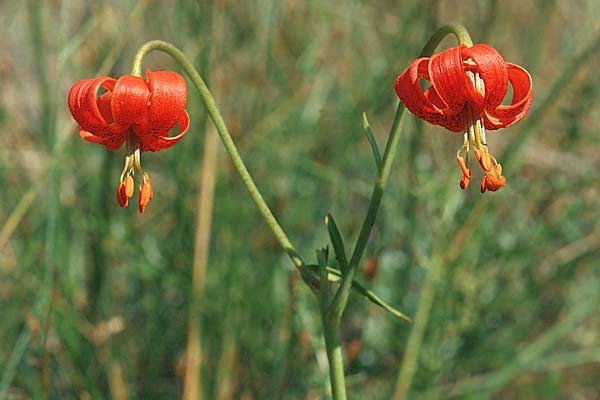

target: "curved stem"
[419,23,473,54]
[131,41,304,269]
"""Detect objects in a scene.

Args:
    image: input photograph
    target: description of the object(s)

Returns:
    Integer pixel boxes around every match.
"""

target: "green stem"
[419,23,473,53]
[131,41,304,269]
[322,320,346,399]
[317,249,346,400]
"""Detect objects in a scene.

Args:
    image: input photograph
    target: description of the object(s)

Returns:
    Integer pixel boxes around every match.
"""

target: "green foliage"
[1,0,599,399]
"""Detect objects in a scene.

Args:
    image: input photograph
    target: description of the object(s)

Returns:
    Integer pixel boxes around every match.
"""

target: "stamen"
[117,183,129,207]
[456,155,471,189]
[116,130,154,211]
[461,103,507,193]
[475,117,487,146]
[479,151,493,172]
[480,163,506,193]
[124,175,134,198]
[138,178,153,213]
[474,73,485,98]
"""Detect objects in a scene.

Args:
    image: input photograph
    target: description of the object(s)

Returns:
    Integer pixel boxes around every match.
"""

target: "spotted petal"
[130,70,189,152]
[68,77,130,150]
[395,58,467,132]
[146,70,188,134]
[428,46,474,115]
[138,110,190,152]
[112,75,150,128]
[68,77,126,137]
[462,44,508,110]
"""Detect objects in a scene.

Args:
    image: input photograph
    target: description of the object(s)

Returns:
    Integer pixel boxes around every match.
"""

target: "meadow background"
[1,0,599,399]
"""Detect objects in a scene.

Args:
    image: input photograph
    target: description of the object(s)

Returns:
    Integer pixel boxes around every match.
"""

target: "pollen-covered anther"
[117,183,129,207]
[479,151,493,172]
[456,155,471,190]
[480,164,506,193]
[138,177,153,214]
[116,175,135,208]
[124,175,134,197]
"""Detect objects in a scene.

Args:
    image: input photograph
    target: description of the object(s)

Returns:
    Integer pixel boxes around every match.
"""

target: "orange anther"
[138,178,153,213]
[494,163,503,175]
[124,175,134,198]
[117,183,129,207]
[480,164,506,193]
[456,156,470,176]
[460,174,471,190]
[478,151,493,172]
[456,156,471,189]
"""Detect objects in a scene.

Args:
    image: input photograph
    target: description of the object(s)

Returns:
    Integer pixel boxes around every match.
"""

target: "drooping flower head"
[68,70,189,212]
[395,44,532,192]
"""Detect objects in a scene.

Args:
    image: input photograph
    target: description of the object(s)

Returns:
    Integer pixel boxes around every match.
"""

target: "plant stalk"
[322,319,346,400]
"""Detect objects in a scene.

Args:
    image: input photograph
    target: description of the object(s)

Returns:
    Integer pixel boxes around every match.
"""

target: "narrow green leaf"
[362,112,382,172]
[325,214,348,274]
[304,264,412,322]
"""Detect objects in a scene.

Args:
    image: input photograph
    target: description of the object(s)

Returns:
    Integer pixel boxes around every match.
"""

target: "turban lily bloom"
[395,44,532,192]
[68,70,189,212]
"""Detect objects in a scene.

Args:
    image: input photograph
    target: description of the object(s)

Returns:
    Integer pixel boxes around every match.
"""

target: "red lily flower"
[68,70,189,212]
[395,44,532,192]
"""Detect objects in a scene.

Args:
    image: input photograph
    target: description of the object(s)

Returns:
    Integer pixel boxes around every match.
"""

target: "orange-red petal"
[484,63,533,130]
[428,46,474,115]
[145,70,188,134]
[462,44,508,110]
[68,77,128,150]
[112,75,150,128]
[137,110,190,152]
[395,58,466,133]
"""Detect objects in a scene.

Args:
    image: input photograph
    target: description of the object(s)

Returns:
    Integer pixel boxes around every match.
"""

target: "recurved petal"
[138,110,190,152]
[97,91,113,122]
[462,44,508,110]
[395,59,446,122]
[484,63,533,130]
[68,77,125,137]
[145,70,188,134]
[421,86,467,132]
[79,129,126,151]
[112,75,150,128]
[428,46,472,115]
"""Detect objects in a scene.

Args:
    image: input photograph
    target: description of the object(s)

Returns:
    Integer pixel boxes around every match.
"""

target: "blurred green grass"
[1,0,599,399]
